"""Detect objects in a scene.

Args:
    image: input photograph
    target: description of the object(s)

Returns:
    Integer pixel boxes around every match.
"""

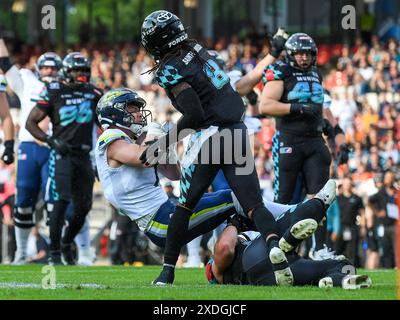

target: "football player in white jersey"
[0,39,63,264]
[0,72,15,163]
[95,88,242,250]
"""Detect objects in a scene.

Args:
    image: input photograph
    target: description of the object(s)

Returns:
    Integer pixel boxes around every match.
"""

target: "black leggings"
[179,122,264,212]
[48,152,94,251]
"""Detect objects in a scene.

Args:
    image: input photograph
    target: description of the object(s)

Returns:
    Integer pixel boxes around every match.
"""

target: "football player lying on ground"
[206,194,372,289]
[95,89,341,269]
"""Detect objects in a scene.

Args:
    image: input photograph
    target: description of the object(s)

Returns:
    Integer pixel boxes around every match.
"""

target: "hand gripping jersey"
[95,128,168,220]
[36,81,102,151]
[5,67,47,142]
[155,41,245,128]
[263,60,324,136]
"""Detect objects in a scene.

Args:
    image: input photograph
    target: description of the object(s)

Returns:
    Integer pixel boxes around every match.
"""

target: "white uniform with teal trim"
[95,128,168,222]
[5,66,47,142]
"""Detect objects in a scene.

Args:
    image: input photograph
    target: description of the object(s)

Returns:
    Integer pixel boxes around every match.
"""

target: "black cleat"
[152,266,175,286]
[48,250,63,265]
[61,243,76,265]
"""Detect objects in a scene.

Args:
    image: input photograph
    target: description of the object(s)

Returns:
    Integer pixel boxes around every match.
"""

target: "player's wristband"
[0,57,12,73]
[0,74,7,92]
[290,103,303,115]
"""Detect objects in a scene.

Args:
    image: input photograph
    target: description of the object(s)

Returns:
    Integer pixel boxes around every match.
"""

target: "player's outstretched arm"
[0,80,15,164]
[0,39,24,98]
[235,28,289,96]
[107,138,155,168]
[0,76,14,142]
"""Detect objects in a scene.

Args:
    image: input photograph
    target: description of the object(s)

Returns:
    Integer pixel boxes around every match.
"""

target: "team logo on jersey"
[49,82,60,90]
[280,147,292,154]
[157,11,172,22]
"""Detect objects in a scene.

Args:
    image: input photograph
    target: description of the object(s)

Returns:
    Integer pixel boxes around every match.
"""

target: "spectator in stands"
[26,226,49,264]
[368,171,398,268]
[336,177,364,266]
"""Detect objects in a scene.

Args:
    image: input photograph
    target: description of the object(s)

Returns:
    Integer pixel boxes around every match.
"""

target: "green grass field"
[0,265,397,300]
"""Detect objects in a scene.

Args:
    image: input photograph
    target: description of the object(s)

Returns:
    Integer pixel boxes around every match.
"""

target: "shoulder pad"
[156,64,184,89]
[262,62,289,84]
[97,129,132,151]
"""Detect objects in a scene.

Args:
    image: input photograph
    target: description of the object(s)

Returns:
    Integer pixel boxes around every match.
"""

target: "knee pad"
[13,206,35,228]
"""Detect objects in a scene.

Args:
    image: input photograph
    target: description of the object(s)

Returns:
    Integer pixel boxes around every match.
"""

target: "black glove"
[1,140,14,165]
[322,118,335,139]
[45,135,69,156]
[246,90,258,105]
[269,28,289,59]
[290,102,321,118]
[337,144,350,165]
[226,214,254,233]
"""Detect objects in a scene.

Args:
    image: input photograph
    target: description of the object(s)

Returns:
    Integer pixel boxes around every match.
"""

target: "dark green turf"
[0,265,396,300]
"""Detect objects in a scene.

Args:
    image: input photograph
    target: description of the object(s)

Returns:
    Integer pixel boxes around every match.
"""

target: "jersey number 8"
[203,59,229,89]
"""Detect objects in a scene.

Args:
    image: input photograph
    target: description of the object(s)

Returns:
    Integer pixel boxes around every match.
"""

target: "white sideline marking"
[0,282,106,289]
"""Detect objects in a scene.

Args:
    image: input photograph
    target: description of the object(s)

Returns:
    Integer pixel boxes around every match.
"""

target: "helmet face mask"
[141,10,188,61]
[97,88,152,138]
[285,33,317,71]
[62,52,91,84]
[36,52,63,82]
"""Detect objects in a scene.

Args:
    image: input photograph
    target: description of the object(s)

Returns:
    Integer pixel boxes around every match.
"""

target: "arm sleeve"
[174,87,205,133]
[5,65,24,99]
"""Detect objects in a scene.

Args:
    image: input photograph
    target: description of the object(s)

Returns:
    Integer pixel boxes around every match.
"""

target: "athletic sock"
[14,227,31,257]
[74,218,90,251]
[186,236,202,266]
[252,206,279,246]
[291,198,325,225]
[163,205,192,266]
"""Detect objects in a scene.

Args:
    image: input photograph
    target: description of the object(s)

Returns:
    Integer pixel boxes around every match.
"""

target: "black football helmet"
[141,10,188,60]
[96,88,152,138]
[62,52,91,83]
[285,33,317,71]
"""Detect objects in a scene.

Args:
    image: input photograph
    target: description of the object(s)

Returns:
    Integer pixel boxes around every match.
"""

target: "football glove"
[1,140,14,165]
[337,144,350,165]
[290,102,321,118]
[45,135,70,156]
[269,27,289,59]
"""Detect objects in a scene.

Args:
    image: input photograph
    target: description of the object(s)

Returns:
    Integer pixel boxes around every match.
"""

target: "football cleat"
[342,275,372,290]
[309,245,346,261]
[77,248,95,266]
[61,243,76,265]
[12,251,27,265]
[279,218,318,253]
[269,247,293,286]
[318,276,334,288]
[152,266,175,286]
[48,251,63,265]
[314,179,337,208]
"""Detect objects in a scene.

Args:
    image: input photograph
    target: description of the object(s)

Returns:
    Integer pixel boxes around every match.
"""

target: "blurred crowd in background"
[0,31,399,269]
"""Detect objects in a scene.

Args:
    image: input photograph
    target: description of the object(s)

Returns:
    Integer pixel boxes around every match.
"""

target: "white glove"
[0,74,7,92]
[145,122,165,137]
